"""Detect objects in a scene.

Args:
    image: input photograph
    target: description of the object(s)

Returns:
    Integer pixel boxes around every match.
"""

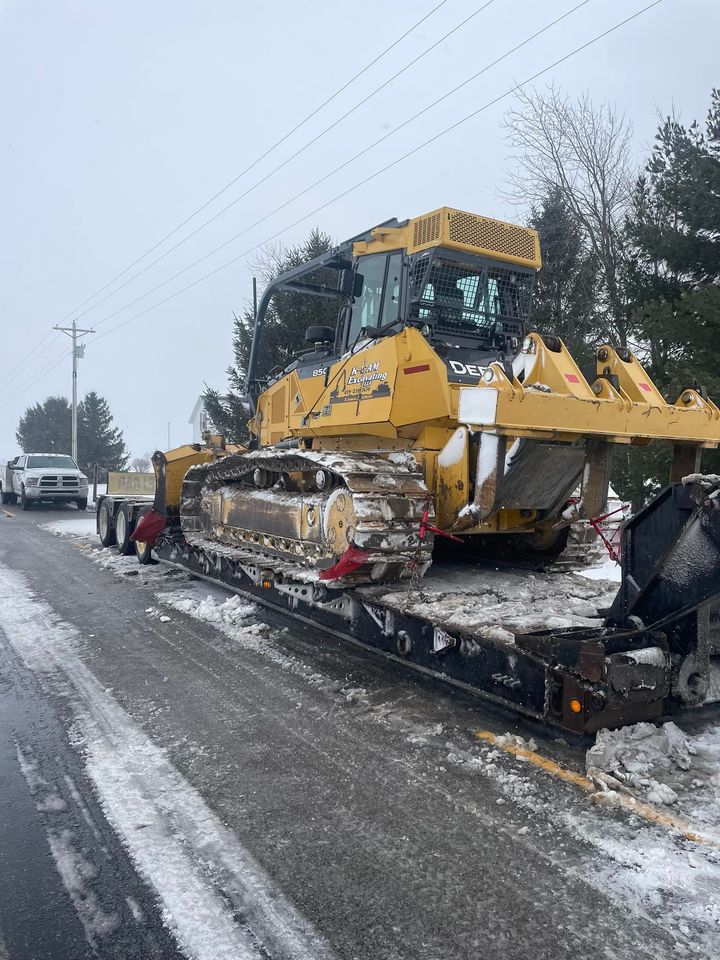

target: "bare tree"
[130,454,152,473]
[504,86,634,345]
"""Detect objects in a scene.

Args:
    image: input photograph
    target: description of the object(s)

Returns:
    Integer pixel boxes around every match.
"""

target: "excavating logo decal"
[328,361,391,408]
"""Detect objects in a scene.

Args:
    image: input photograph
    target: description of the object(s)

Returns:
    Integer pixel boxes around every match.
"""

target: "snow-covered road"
[1,505,719,958]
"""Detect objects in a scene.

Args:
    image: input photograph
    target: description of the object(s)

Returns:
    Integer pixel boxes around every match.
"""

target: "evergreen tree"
[16,396,72,453]
[77,391,128,475]
[616,90,720,506]
[204,229,337,442]
[527,186,598,371]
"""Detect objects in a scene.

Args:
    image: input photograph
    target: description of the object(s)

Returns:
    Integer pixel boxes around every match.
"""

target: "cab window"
[381,253,402,326]
[346,252,403,346]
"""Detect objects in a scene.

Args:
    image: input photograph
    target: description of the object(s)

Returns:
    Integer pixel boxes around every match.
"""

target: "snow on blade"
[437,427,467,468]
[0,563,335,960]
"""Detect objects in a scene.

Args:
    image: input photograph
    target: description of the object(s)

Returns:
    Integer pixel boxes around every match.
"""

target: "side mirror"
[340,269,364,299]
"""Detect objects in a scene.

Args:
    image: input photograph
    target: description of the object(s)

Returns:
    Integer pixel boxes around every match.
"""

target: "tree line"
[206,86,720,508]
[15,392,128,477]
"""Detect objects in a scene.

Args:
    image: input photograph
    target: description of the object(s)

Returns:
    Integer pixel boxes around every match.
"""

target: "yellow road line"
[474,729,719,850]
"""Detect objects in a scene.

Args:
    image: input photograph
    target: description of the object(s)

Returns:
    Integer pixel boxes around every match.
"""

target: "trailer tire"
[133,507,153,565]
[20,486,31,511]
[115,503,135,555]
[98,500,116,547]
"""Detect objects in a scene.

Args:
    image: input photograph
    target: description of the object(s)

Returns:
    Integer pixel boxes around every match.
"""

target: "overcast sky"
[1,0,717,462]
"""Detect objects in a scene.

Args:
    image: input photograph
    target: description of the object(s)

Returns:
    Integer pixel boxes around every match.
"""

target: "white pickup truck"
[1,453,89,510]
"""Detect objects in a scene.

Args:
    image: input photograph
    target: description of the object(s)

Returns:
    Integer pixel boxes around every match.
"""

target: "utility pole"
[53,319,95,463]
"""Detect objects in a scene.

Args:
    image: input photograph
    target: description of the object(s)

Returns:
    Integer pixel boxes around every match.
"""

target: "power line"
[87,0,592,332]
[5,0,664,405]
[0,330,59,388]
[88,0,663,350]
[54,0,451,324]
[1,347,72,404]
[74,1,497,324]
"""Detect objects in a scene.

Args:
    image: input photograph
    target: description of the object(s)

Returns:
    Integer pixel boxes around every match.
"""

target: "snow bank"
[89,546,189,585]
[41,516,98,538]
[587,719,720,828]
[156,587,327,684]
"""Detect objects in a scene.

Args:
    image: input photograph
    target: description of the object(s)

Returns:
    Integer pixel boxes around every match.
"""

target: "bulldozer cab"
[245,207,541,408]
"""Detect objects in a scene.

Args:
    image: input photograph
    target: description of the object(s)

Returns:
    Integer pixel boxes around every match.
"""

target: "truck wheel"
[20,486,31,511]
[98,500,116,547]
[76,498,88,511]
[133,508,153,565]
[8,493,17,506]
[114,503,135,555]
[1,489,9,505]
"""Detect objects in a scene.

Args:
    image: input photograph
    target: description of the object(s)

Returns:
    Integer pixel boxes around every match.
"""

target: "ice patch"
[47,828,120,945]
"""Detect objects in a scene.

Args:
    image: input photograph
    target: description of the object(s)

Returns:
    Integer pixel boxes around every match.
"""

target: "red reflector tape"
[404,363,431,375]
[565,374,580,383]
[639,382,652,392]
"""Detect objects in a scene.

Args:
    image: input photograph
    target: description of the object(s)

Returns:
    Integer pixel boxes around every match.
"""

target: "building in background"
[188,396,209,443]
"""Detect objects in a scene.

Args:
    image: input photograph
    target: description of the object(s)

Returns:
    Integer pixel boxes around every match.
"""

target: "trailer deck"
[96,475,720,737]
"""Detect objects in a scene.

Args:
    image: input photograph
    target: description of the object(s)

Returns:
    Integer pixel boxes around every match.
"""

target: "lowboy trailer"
[96,462,720,736]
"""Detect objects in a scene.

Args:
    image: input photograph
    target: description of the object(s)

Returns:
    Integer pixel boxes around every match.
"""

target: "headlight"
[26,478,39,487]
[79,477,88,486]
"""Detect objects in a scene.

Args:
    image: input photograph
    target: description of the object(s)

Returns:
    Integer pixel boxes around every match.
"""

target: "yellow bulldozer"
[155,206,720,585]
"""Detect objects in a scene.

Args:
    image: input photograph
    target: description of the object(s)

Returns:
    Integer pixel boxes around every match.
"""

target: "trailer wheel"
[98,500,116,547]
[133,507,153,565]
[20,485,31,511]
[114,503,135,555]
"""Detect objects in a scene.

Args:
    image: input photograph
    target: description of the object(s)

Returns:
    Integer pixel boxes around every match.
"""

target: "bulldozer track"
[178,448,434,585]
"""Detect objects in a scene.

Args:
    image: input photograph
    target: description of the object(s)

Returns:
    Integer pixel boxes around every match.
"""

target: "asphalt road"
[0,503,716,959]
